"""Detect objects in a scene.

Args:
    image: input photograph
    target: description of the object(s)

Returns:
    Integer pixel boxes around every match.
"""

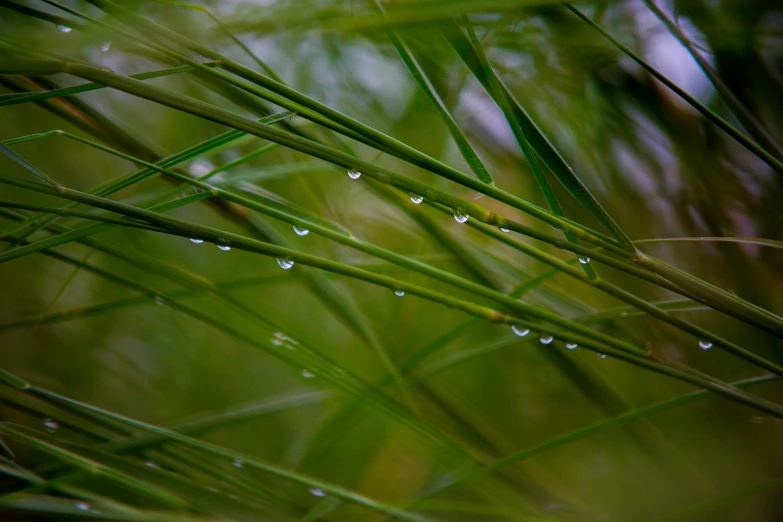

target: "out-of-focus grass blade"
[0,424,188,508]
[298,496,341,522]
[635,236,783,249]
[4,377,438,522]
[0,141,59,188]
[643,0,783,163]
[0,494,214,521]
[375,0,493,185]
[402,373,777,509]
[562,2,783,176]
[648,476,783,522]
[0,64,216,108]
[440,17,633,250]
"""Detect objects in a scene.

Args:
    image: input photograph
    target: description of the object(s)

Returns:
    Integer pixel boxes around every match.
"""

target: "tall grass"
[0,0,782,520]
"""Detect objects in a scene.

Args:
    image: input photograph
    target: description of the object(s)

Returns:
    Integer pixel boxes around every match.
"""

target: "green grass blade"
[376,1,494,185]
[440,17,633,250]
[563,2,783,176]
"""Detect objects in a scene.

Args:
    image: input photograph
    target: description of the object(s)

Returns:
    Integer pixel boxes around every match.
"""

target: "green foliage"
[0,0,782,520]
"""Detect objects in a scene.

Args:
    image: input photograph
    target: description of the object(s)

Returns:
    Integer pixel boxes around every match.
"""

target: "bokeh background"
[1,0,783,520]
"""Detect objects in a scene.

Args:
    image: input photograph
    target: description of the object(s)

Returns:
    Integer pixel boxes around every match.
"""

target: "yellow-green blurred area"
[1,0,783,520]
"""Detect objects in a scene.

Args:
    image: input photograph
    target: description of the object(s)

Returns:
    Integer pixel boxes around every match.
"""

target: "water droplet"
[699,340,713,350]
[74,501,90,511]
[293,226,310,236]
[154,296,165,306]
[347,170,361,180]
[393,289,405,297]
[597,353,607,359]
[146,461,161,469]
[539,335,554,345]
[578,255,590,264]
[189,238,204,244]
[57,25,72,33]
[565,343,578,350]
[233,458,243,468]
[217,244,231,251]
[453,208,469,223]
[100,41,111,52]
[512,325,530,337]
[409,193,423,204]
[301,369,315,379]
[276,257,295,270]
[43,418,58,433]
[500,228,510,233]
[551,224,559,230]
[309,487,326,497]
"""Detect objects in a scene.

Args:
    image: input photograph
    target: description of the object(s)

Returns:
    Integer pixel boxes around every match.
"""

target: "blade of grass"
[71,0,626,250]
[635,236,783,249]
[563,2,783,175]
[403,373,777,509]
[440,16,633,250]
[0,63,218,108]
[374,0,494,185]
[643,0,783,162]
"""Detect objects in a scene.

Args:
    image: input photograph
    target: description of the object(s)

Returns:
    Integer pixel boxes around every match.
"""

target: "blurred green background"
[1,0,783,520]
